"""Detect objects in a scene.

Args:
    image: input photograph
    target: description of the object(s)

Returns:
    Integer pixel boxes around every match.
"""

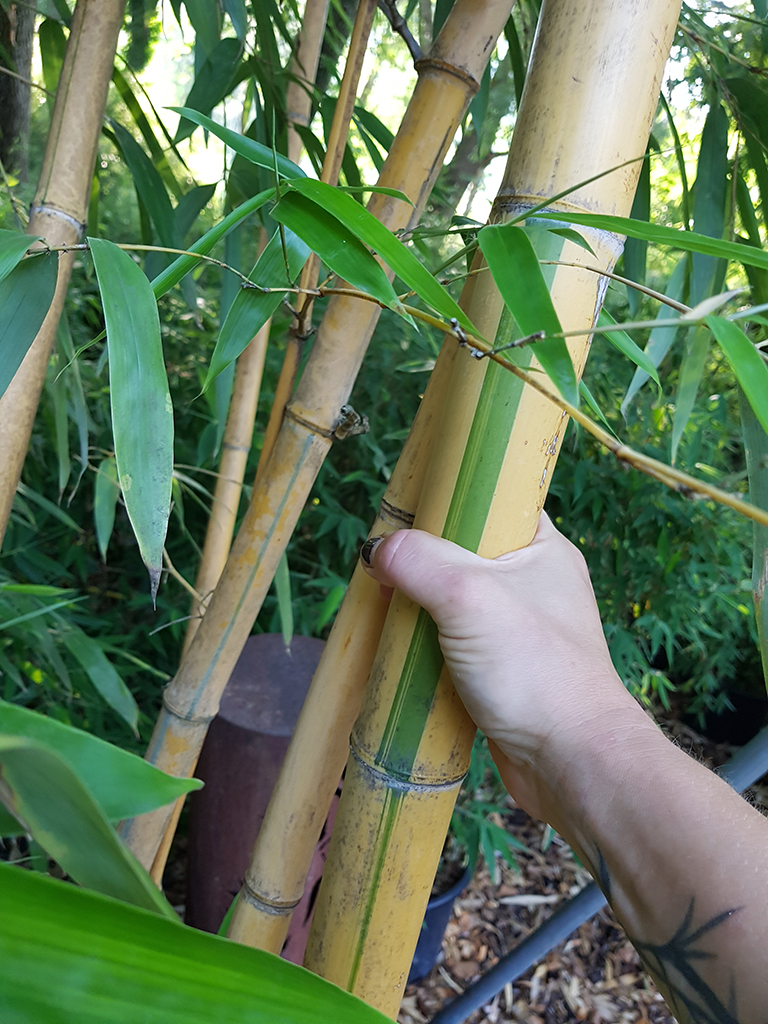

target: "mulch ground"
[398,716,768,1024]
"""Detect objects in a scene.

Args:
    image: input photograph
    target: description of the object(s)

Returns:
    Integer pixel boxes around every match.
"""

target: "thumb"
[360,529,486,622]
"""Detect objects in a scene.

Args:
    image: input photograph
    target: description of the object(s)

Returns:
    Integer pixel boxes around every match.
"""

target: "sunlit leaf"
[597,308,659,387]
[478,223,578,406]
[0,229,41,284]
[708,315,768,437]
[89,238,173,600]
[175,38,243,143]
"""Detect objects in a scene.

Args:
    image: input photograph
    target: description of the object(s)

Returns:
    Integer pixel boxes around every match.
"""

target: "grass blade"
[479,223,578,406]
[89,238,173,601]
[274,552,293,650]
[0,253,58,400]
[0,700,202,837]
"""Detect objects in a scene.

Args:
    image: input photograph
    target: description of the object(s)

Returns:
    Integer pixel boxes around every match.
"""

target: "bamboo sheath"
[302,0,682,1014]
[227,339,457,951]
[286,0,332,165]
[255,0,378,487]
[149,0,380,885]
[0,0,125,546]
[122,0,515,872]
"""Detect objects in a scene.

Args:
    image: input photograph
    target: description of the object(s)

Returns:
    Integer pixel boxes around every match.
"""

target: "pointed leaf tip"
[149,566,162,608]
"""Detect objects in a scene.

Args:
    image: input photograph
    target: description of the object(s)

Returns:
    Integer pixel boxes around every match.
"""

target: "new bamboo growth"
[303,1,682,1013]
[0,0,125,546]
[122,0,516,872]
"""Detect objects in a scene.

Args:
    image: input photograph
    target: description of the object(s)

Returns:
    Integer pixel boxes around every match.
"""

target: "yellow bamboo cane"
[227,338,457,951]
[286,0,331,166]
[255,0,378,487]
[0,0,125,546]
[121,0,515,873]
[302,0,682,1014]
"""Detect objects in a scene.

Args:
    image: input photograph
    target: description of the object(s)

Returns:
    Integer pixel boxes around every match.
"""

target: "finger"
[360,529,485,620]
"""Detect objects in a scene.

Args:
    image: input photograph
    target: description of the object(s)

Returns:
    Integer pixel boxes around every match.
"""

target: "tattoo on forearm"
[589,848,742,1024]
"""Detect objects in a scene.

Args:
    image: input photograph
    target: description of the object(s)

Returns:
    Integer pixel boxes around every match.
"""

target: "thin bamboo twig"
[163,549,202,602]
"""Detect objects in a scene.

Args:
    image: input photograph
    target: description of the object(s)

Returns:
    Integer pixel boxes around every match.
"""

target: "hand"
[361,513,650,819]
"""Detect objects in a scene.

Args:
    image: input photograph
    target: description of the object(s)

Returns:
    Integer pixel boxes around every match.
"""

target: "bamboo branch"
[377,0,423,62]
[0,65,54,96]
[163,548,203,602]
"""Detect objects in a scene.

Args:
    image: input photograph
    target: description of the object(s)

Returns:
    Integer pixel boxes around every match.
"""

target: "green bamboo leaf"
[224,0,247,40]
[503,15,525,107]
[174,182,217,243]
[38,17,66,96]
[0,700,202,837]
[0,229,41,284]
[622,256,687,415]
[579,379,618,438]
[168,107,305,178]
[624,147,650,316]
[534,211,768,273]
[205,227,310,389]
[0,864,394,1024]
[150,189,275,299]
[184,0,221,58]
[0,737,176,916]
[287,178,476,333]
[659,93,691,229]
[111,66,183,199]
[110,120,176,247]
[174,38,243,143]
[671,325,709,463]
[274,552,294,650]
[597,308,660,387]
[478,223,578,406]
[689,102,728,305]
[94,456,120,562]
[49,343,70,500]
[60,626,139,734]
[707,315,768,436]
[0,252,58,400]
[89,238,173,601]
[15,480,82,532]
[57,315,89,495]
[271,192,401,313]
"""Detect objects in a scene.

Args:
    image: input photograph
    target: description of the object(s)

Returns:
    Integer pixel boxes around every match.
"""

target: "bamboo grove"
[2,0,768,1020]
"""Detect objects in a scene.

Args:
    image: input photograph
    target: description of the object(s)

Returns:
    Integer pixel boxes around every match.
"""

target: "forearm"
[507,702,768,1023]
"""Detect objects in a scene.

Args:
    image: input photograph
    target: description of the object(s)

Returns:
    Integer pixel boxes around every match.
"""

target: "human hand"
[361,513,651,819]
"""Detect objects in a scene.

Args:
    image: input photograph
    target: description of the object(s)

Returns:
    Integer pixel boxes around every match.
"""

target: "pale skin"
[361,514,768,1024]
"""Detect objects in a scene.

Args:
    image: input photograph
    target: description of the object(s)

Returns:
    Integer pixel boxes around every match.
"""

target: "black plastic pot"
[408,866,471,983]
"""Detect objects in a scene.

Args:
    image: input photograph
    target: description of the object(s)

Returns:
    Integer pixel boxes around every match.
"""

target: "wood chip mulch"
[398,716,768,1024]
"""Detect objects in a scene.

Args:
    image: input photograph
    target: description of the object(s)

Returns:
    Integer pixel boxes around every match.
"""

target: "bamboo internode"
[0,0,125,546]
[302,0,683,1014]
[122,0,516,872]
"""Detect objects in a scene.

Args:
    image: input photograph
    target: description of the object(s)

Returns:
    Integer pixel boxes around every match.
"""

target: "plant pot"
[408,865,471,983]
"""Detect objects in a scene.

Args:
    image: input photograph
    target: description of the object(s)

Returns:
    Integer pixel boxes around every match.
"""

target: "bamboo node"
[222,442,251,454]
[240,878,301,916]
[377,497,415,528]
[414,56,479,93]
[349,742,467,792]
[161,689,217,726]
[31,204,86,236]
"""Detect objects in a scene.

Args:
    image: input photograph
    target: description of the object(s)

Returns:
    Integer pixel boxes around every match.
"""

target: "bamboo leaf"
[174,183,217,243]
[94,456,120,562]
[150,189,275,299]
[15,481,81,533]
[623,147,650,316]
[273,552,293,650]
[0,700,202,837]
[478,223,578,406]
[0,865,394,1023]
[286,178,476,333]
[58,315,89,496]
[89,238,173,600]
[534,211,768,273]
[597,308,660,387]
[0,229,41,284]
[205,227,310,389]
[60,626,139,734]
[38,17,66,96]
[622,256,687,415]
[168,107,305,178]
[111,66,183,199]
[174,38,243,143]
[671,326,709,463]
[109,120,176,247]
[689,102,728,305]
[0,737,176,916]
[707,315,768,436]
[0,252,58,400]
[223,0,247,40]
[271,192,402,313]
[580,379,618,438]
